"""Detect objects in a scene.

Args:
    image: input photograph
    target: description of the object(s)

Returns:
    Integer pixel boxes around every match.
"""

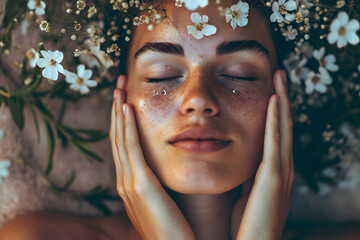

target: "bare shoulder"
[0,211,140,240]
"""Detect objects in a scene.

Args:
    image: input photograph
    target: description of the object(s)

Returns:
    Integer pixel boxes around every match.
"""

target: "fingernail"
[117,75,126,89]
[113,90,118,100]
[122,104,127,115]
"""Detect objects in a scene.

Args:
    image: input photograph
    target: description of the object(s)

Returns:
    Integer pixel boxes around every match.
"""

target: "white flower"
[182,0,208,11]
[270,0,297,23]
[84,38,114,68]
[299,41,314,58]
[26,48,40,68]
[187,12,217,40]
[327,11,360,48]
[27,0,46,16]
[305,68,332,94]
[225,0,249,29]
[0,160,11,185]
[282,25,298,40]
[290,57,310,84]
[313,47,339,72]
[37,50,65,80]
[65,64,97,94]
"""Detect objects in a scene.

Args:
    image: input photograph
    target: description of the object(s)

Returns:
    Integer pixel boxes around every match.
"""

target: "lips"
[168,127,232,153]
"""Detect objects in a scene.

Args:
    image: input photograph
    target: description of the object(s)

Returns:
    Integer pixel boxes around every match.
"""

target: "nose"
[180,73,219,117]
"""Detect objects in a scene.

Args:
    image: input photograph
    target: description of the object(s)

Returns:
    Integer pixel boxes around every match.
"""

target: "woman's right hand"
[109,75,195,240]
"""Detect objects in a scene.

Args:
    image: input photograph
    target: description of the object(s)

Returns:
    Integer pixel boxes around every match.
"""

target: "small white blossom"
[313,47,339,72]
[27,0,46,16]
[65,64,97,94]
[187,12,217,40]
[225,1,249,29]
[182,0,208,11]
[270,0,297,23]
[296,0,314,15]
[305,68,332,94]
[290,57,310,84]
[299,41,314,58]
[327,11,360,48]
[0,160,11,185]
[282,25,298,40]
[26,48,40,68]
[37,50,65,80]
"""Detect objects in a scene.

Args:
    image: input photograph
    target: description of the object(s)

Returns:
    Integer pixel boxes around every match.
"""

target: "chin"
[161,171,248,195]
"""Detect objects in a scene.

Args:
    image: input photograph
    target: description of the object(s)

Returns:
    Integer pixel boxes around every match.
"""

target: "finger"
[117,74,126,90]
[110,98,122,179]
[274,70,294,181]
[114,88,132,184]
[123,103,151,180]
[260,94,281,180]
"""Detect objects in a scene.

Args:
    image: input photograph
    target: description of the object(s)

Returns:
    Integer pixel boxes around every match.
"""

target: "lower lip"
[170,140,231,153]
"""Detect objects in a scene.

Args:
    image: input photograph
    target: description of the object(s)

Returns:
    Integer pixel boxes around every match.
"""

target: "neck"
[165,179,254,240]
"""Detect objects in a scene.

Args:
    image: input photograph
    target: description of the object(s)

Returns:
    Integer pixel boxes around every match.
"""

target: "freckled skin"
[125,1,276,194]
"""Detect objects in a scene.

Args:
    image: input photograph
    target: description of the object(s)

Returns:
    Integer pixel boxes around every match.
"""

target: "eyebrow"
[134,40,270,62]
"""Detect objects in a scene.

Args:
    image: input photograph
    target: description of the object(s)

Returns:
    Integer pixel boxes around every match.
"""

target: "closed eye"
[220,74,257,81]
[145,76,182,82]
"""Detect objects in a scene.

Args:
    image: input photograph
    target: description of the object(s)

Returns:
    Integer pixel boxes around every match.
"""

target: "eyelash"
[146,75,257,83]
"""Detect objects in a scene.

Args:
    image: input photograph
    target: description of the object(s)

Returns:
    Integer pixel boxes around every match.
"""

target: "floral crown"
[0,0,360,211]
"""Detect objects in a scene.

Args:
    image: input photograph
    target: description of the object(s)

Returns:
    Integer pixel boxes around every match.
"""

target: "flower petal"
[191,12,202,24]
[27,1,35,9]
[40,50,51,59]
[77,64,85,76]
[337,36,348,48]
[80,85,90,94]
[202,24,217,36]
[338,11,349,25]
[56,64,64,74]
[202,15,209,23]
[346,31,360,45]
[85,80,98,87]
[35,8,45,16]
[42,67,52,79]
[285,0,297,11]
[240,2,249,13]
[65,72,77,84]
[238,17,248,27]
[231,20,237,29]
[37,58,48,68]
[327,32,338,44]
[315,83,327,93]
[55,51,64,63]
[272,2,279,13]
[50,67,59,80]
[347,19,360,31]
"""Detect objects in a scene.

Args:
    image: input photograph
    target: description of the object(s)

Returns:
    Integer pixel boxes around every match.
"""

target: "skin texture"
[126,0,277,195]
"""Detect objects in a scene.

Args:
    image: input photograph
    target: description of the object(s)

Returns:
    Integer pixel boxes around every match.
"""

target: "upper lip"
[168,127,232,143]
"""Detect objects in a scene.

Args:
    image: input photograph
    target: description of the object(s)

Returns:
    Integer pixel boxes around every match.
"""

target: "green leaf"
[8,97,24,130]
[63,126,108,142]
[70,139,104,162]
[33,97,54,119]
[60,171,76,191]
[29,105,40,143]
[44,120,55,175]
[11,73,42,97]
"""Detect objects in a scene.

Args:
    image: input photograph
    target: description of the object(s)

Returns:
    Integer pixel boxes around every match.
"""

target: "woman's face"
[125,1,277,194]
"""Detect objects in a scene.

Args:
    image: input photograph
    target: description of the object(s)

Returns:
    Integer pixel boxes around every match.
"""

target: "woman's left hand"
[234,70,295,240]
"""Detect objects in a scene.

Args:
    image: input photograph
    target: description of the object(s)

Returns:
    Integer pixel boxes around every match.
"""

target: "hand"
[109,75,195,240]
[234,70,295,240]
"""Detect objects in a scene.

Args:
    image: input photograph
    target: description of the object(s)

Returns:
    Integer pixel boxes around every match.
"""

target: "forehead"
[128,1,277,69]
